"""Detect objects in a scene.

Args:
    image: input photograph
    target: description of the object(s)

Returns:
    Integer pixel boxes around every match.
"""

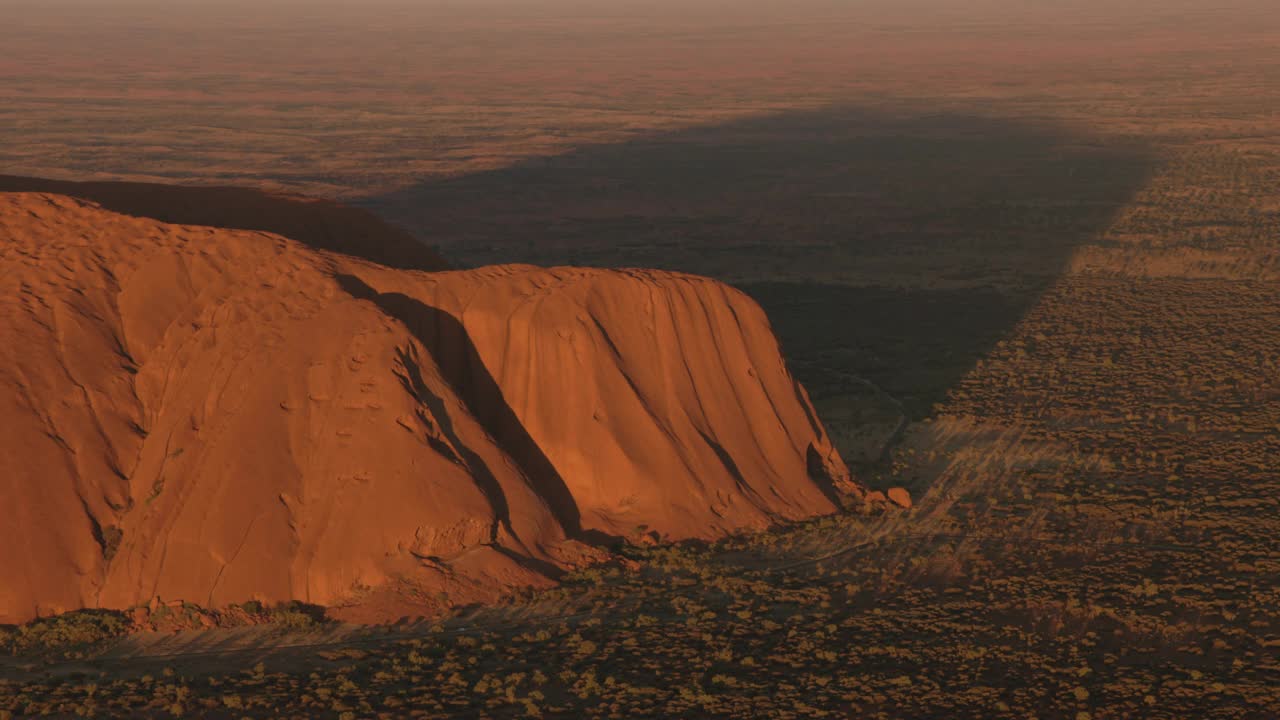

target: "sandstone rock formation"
[0,182,856,624]
[0,175,448,272]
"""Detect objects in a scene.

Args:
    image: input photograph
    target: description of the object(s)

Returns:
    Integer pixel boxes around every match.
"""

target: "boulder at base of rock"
[887,487,913,509]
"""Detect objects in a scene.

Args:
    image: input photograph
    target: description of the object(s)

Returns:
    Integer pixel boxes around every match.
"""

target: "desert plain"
[1,0,1278,717]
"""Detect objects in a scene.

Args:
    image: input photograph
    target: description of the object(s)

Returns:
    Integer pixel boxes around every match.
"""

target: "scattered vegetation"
[0,601,325,664]
[0,611,128,658]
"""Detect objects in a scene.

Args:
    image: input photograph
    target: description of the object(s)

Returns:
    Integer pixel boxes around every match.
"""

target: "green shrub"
[268,601,324,629]
[0,609,129,655]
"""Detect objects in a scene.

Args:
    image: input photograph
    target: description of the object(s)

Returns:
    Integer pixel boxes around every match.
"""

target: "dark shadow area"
[490,545,569,583]
[0,174,448,271]
[362,104,1158,420]
[758,284,1028,420]
[333,273,585,545]
[802,443,851,509]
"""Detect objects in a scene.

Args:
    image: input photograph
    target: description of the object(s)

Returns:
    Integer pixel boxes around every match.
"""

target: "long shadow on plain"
[362,104,1158,420]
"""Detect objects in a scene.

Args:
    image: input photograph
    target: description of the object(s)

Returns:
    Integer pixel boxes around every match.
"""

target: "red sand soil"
[0,182,859,624]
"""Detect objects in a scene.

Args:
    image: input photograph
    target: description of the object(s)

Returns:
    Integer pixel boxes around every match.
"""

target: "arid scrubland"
[2,0,1279,717]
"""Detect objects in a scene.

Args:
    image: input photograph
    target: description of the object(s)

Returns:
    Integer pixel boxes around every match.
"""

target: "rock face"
[0,175,449,272]
[0,184,855,624]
